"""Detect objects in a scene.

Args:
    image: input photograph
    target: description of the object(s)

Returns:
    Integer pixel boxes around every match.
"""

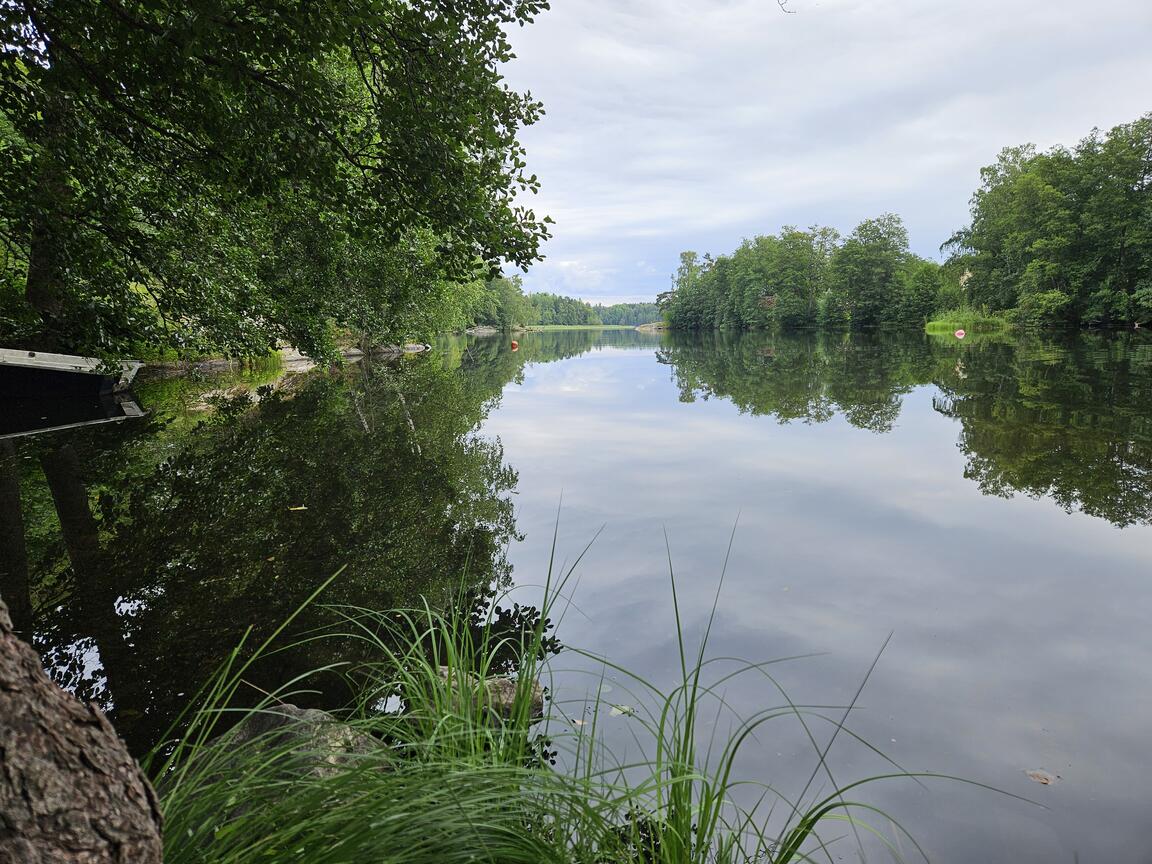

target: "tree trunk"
[0,441,33,638]
[0,594,163,863]
[24,84,73,351]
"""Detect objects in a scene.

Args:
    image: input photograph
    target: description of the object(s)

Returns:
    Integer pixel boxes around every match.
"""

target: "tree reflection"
[934,332,1152,527]
[10,328,1152,754]
[13,353,527,752]
[657,330,940,432]
[660,329,1152,527]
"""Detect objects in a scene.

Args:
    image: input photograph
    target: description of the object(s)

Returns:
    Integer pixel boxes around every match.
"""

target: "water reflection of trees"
[446,327,664,372]
[0,328,658,751]
[2,355,526,753]
[933,333,1152,528]
[658,331,939,433]
[659,330,1152,528]
[6,328,1151,751]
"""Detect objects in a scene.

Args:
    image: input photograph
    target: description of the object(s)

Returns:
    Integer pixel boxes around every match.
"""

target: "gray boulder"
[228,703,390,779]
[436,666,545,722]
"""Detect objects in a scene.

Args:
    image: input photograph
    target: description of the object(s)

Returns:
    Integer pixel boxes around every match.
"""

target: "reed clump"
[150,547,978,863]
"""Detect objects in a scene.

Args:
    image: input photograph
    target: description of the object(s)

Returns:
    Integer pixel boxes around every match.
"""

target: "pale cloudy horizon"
[499,0,1152,305]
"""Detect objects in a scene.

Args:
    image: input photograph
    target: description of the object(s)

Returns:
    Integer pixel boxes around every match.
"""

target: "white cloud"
[501,0,1152,303]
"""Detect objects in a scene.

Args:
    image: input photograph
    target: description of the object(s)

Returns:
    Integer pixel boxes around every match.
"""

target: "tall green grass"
[925,307,1010,334]
[148,542,1010,863]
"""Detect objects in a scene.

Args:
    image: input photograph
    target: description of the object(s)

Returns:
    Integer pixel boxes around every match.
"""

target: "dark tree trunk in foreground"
[0,596,163,863]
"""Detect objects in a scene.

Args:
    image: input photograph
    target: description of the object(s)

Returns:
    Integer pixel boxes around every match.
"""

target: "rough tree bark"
[0,594,163,862]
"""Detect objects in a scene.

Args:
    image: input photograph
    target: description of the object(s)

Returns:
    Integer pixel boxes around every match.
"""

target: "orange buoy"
[510,340,519,351]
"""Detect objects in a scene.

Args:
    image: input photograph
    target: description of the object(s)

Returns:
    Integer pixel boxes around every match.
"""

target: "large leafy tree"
[945,114,1152,326]
[826,214,909,328]
[0,0,551,356]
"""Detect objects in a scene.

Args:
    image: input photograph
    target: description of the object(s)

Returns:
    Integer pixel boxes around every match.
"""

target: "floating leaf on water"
[609,704,635,718]
[1025,769,1059,785]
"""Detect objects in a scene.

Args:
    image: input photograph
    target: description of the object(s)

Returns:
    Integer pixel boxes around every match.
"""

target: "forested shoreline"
[0,1,553,362]
[2,0,1150,859]
[469,276,659,329]
[662,113,1152,332]
[0,0,661,364]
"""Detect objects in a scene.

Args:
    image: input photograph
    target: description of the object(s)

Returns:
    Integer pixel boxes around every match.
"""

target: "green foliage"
[0,0,552,357]
[934,259,970,312]
[662,219,940,332]
[529,292,603,326]
[471,275,539,331]
[826,214,911,328]
[664,112,1152,333]
[468,279,657,331]
[1014,289,1073,326]
[1134,283,1152,324]
[924,308,1010,334]
[896,259,943,326]
[591,302,661,326]
[946,113,1152,327]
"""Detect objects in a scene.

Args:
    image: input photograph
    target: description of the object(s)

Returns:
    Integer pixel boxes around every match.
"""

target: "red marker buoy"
[510,340,519,352]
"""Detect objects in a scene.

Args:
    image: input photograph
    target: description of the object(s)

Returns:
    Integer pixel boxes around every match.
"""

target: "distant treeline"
[530,292,602,325]
[470,278,660,329]
[663,112,1152,330]
[591,302,662,326]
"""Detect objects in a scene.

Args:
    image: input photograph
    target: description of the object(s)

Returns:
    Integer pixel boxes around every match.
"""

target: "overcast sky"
[499,0,1152,304]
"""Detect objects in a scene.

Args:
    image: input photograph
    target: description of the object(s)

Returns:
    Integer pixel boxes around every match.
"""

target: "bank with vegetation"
[0,0,558,365]
[3,0,1142,857]
[661,113,1152,333]
[6,332,949,862]
[470,278,660,331]
[152,559,913,864]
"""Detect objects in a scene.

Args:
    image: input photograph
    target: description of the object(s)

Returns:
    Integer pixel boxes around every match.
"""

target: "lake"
[5,328,1151,861]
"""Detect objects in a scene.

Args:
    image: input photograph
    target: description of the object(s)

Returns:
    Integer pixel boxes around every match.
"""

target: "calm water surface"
[5,329,1152,862]
[485,329,1152,863]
